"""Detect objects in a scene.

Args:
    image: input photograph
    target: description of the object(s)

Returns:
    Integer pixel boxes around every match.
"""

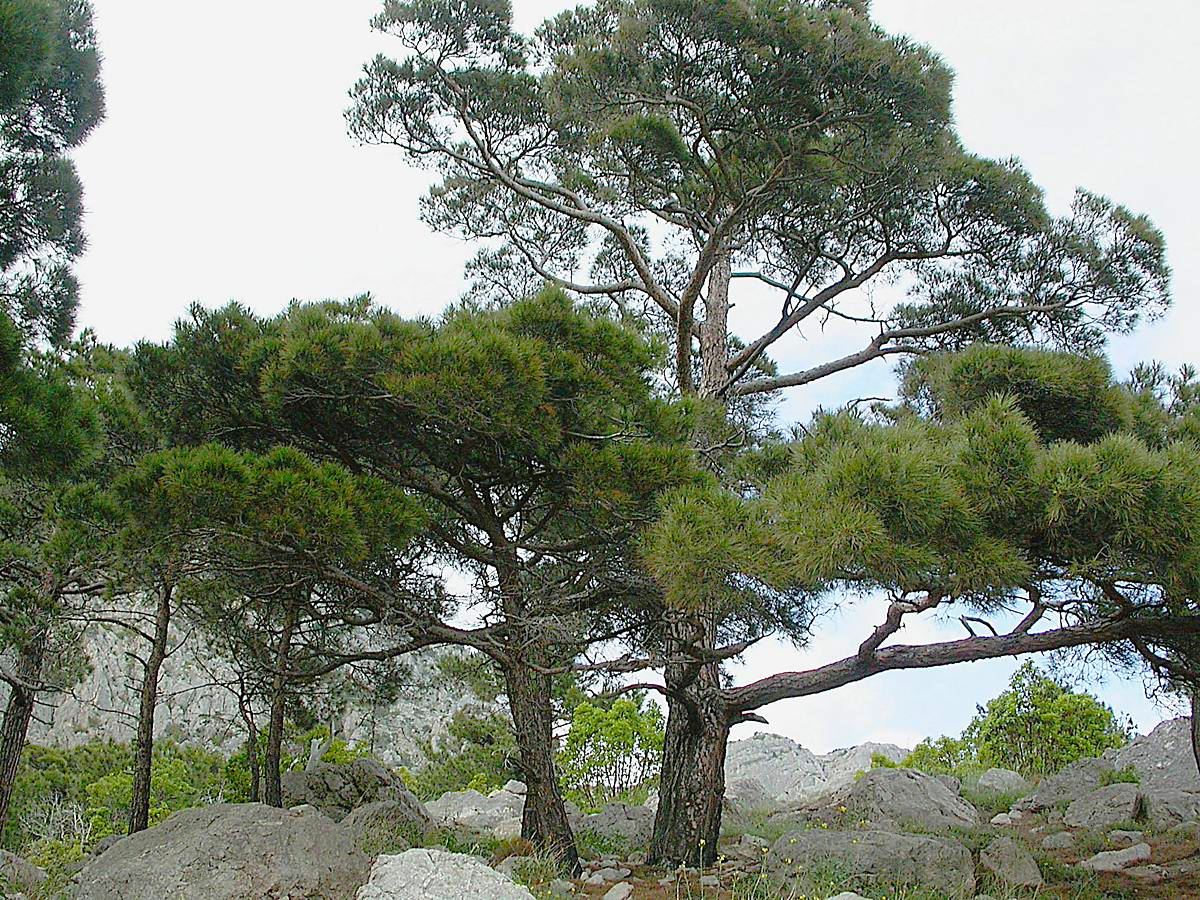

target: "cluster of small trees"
[2,0,1198,878]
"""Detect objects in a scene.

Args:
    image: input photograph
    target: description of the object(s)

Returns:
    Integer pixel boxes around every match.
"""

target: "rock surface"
[578,803,654,847]
[1063,783,1145,829]
[1108,718,1200,792]
[71,803,370,900]
[977,768,1031,795]
[1079,842,1152,873]
[0,850,45,895]
[1013,757,1112,813]
[767,828,975,895]
[355,848,533,899]
[779,768,978,833]
[980,836,1042,888]
[425,782,526,839]
[724,733,907,805]
[282,759,429,824]
[342,799,432,852]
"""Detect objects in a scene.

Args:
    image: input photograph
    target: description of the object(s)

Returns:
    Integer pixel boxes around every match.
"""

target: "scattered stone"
[72,803,371,900]
[768,828,975,895]
[355,848,533,899]
[546,878,575,897]
[585,866,630,884]
[601,884,633,900]
[980,835,1043,888]
[1125,865,1166,884]
[1040,831,1075,850]
[989,813,1013,826]
[699,873,719,887]
[826,894,871,900]
[426,783,525,839]
[1064,783,1145,830]
[1107,828,1144,846]
[978,768,1031,796]
[1079,842,1152,874]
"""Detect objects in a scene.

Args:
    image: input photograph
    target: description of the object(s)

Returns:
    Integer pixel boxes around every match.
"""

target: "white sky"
[72,0,1200,752]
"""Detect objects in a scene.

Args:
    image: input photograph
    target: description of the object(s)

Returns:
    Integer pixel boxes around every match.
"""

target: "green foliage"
[401,711,519,802]
[558,696,664,811]
[900,663,1130,784]
[967,662,1131,779]
[868,752,898,770]
[4,739,241,851]
[1100,765,1140,787]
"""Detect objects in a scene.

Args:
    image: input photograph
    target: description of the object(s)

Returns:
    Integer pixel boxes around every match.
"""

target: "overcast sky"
[72,0,1200,752]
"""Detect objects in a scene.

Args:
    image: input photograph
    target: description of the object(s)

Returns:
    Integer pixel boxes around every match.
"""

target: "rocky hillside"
[26,625,487,768]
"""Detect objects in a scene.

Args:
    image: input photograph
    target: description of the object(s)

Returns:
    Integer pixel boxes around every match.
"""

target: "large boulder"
[980,835,1043,888]
[1108,717,1200,791]
[578,803,654,847]
[355,848,534,899]
[425,781,525,839]
[767,828,975,896]
[1013,757,1113,813]
[1064,784,1146,830]
[977,768,1031,796]
[1143,789,1200,827]
[282,758,425,823]
[71,803,371,900]
[343,800,433,854]
[777,768,977,833]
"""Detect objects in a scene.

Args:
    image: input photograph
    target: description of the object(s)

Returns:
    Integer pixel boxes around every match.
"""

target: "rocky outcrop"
[343,800,433,854]
[425,781,526,839]
[724,733,908,806]
[1108,717,1200,792]
[767,828,975,896]
[282,758,428,824]
[25,623,486,768]
[774,768,977,834]
[1064,783,1145,829]
[355,849,534,900]
[1013,757,1112,813]
[71,803,371,900]
[578,803,654,847]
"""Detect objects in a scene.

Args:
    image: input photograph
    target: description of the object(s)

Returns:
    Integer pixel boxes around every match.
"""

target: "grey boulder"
[579,803,654,847]
[1080,842,1152,873]
[767,828,975,896]
[980,835,1042,888]
[1013,757,1112,812]
[355,848,534,899]
[281,758,423,823]
[1109,717,1200,792]
[1063,784,1145,829]
[342,799,433,853]
[976,768,1031,796]
[71,803,371,900]
[0,850,45,896]
[786,768,978,833]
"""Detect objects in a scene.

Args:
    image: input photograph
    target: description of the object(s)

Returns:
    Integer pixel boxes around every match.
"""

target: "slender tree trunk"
[0,629,48,835]
[647,617,730,867]
[235,676,261,802]
[504,661,580,873]
[263,603,298,807]
[1191,689,1200,776]
[128,584,173,833]
[699,248,731,400]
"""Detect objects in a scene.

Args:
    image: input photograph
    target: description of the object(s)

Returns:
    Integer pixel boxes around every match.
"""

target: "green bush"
[401,711,519,801]
[1101,765,1141,786]
[899,662,1131,782]
[558,696,663,812]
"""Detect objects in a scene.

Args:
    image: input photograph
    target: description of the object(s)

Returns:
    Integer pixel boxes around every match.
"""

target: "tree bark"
[128,584,173,833]
[1191,689,1200,776]
[503,661,580,873]
[263,602,298,808]
[648,617,729,867]
[0,629,48,835]
[699,248,731,399]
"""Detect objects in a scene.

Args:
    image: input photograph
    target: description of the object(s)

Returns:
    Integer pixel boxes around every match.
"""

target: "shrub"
[402,711,519,801]
[1100,765,1140,786]
[558,696,664,811]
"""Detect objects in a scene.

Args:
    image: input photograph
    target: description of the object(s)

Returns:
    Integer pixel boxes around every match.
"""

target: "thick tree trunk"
[263,603,298,808]
[128,585,172,833]
[647,617,730,867]
[504,661,580,873]
[0,630,47,835]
